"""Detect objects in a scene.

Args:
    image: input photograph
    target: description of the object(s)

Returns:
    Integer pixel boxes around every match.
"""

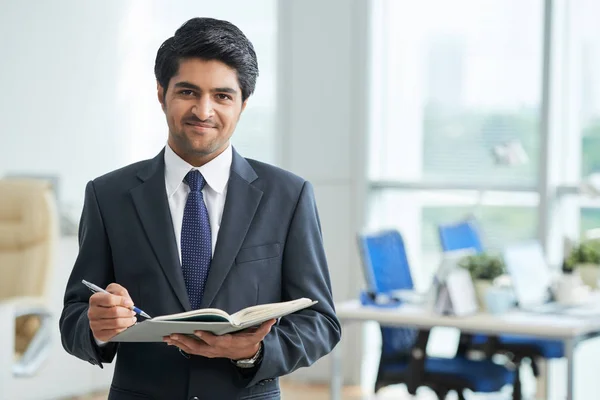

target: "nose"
[191,95,214,121]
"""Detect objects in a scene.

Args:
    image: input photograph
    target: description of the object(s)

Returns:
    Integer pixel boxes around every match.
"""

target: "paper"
[445,268,478,316]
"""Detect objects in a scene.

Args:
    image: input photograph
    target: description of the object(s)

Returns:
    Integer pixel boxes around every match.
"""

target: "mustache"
[184,116,217,127]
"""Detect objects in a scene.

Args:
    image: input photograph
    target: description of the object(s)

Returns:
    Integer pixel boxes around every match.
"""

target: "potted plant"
[566,240,600,288]
[458,253,506,310]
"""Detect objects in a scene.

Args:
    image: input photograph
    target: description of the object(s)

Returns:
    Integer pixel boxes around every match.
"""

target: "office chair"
[0,179,56,390]
[437,219,484,254]
[358,230,515,400]
[437,219,564,395]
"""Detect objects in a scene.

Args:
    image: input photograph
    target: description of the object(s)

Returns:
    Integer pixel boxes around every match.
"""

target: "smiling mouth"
[186,123,217,134]
[186,122,215,129]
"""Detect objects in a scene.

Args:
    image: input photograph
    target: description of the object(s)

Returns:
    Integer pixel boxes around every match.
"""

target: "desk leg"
[535,358,548,399]
[544,359,552,399]
[565,338,575,400]
[330,343,343,400]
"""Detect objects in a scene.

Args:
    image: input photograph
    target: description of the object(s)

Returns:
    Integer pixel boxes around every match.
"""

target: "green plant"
[458,253,506,281]
[566,240,600,269]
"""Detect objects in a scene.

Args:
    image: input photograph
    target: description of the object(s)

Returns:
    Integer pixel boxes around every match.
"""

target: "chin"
[191,141,223,156]
[181,136,210,153]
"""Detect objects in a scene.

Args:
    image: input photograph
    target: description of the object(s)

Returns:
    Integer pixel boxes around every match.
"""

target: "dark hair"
[154,17,259,102]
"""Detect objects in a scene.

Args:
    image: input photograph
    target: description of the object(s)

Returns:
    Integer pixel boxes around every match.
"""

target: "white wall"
[277,0,370,385]
[0,0,277,214]
[0,0,124,211]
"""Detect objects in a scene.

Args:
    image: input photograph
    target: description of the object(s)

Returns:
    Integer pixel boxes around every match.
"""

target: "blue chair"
[437,220,564,386]
[438,219,484,254]
[358,230,515,400]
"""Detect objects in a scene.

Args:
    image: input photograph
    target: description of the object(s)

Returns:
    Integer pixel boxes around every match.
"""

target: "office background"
[2,0,600,398]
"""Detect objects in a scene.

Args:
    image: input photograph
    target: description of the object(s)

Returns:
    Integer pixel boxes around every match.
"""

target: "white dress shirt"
[164,142,231,259]
[95,143,231,346]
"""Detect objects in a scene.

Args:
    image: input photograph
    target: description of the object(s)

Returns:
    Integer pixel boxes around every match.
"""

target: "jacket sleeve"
[59,180,119,367]
[247,181,342,386]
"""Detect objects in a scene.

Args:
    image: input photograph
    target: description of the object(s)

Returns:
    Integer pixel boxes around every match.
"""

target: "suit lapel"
[200,149,262,308]
[130,150,191,311]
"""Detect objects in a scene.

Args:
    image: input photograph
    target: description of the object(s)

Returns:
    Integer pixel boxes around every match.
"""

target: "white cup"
[555,273,586,305]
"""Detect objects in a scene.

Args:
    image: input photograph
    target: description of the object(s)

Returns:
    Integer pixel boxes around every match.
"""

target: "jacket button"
[190,397,199,400]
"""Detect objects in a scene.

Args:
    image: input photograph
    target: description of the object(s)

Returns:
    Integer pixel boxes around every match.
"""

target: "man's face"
[158,58,247,166]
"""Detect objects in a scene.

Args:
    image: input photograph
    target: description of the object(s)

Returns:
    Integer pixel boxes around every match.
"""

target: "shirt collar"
[164,142,232,197]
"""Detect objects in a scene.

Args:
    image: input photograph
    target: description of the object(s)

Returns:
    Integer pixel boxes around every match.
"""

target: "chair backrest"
[438,219,484,254]
[358,230,414,294]
[357,230,417,359]
[0,178,58,300]
[0,179,58,364]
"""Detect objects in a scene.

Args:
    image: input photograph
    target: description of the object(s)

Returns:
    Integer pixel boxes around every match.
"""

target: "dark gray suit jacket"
[59,148,341,400]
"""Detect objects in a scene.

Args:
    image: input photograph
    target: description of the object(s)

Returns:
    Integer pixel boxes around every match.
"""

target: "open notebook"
[109,298,318,342]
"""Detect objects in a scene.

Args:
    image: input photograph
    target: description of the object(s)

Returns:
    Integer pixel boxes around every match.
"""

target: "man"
[60,17,341,400]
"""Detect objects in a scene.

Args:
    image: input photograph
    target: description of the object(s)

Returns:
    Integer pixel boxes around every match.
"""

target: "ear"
[157,82,166,111]
[239,99,248,118]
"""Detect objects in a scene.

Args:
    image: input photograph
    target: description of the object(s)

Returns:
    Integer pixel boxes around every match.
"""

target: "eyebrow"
[173,81,238,95]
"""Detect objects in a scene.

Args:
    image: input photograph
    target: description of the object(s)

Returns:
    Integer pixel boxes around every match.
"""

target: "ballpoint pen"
[82,279,152,319]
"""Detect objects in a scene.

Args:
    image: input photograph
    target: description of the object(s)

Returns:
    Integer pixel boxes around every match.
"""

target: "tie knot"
[184,170,206,192]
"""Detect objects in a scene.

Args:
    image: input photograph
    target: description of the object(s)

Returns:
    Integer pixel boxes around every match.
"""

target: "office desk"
[330,300,600,400]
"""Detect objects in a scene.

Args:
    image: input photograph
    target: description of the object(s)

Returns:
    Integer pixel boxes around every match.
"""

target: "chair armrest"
[0,297,53,377]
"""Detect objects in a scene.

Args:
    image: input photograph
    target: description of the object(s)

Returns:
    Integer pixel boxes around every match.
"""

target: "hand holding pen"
[83,280,151,342]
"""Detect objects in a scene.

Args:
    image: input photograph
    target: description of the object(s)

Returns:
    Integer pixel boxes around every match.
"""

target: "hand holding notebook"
[109,298,318,342]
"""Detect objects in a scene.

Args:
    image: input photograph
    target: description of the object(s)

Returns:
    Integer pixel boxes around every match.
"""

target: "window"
[368,0,544,282]
[368,190,538,287]
[573,0,600,236]
[365,1,600,395]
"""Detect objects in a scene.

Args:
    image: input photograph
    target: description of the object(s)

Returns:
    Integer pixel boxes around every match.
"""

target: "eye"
[216,93,233,101]
[179,90,196,97]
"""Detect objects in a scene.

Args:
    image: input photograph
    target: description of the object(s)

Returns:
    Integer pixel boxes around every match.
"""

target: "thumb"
[262,319,277,332]
[105,283,134,308]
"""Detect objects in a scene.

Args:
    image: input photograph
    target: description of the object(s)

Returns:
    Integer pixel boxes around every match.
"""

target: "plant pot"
[576,263,600,289]
[473,279,493,311]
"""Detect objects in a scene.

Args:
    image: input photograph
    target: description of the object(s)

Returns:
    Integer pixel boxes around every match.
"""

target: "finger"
[89,305,136,320]
[90,292,133,308]
[200,332,260,356]
[168,340,195,355]
[91,316,136,332]
[91,316,137,331]
[170,335,212,356]
[106,284,134,307]
[105,283,130,298]
[170,334,204,348]
[263,318,277,328]
[193,330,217,345]
[252,319,277,339]
[238,326,260,334]
[233,319,277,335]
[94,325,130,341]
[193,332,242,352]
